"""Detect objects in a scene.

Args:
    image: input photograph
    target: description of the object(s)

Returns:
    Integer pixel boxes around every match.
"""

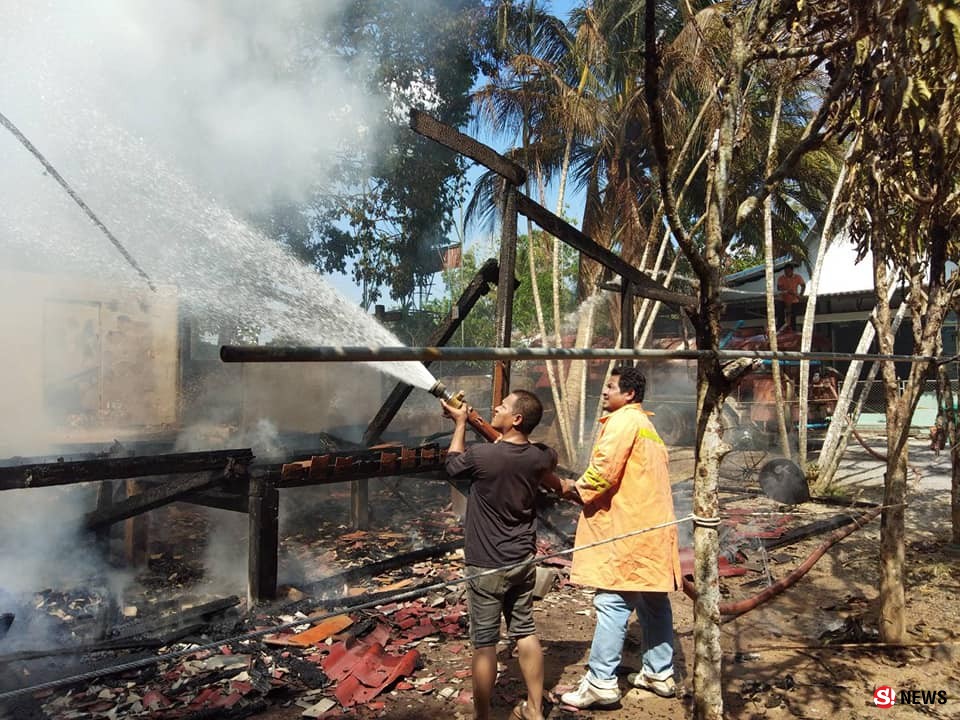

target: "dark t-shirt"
[445,441,557,568]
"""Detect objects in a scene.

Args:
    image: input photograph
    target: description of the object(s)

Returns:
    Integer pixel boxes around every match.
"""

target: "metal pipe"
[220,344,944,365]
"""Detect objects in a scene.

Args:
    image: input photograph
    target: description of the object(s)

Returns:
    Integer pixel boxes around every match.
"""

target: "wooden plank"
[0,448,253,491]
[85,472,225,529]
[515,193,696,309]
[409,110,527,187]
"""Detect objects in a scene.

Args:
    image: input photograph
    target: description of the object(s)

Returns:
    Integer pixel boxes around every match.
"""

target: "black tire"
[651,404,691,446]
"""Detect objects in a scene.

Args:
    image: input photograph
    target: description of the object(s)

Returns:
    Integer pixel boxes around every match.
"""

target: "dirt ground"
[5,433,958,720]
[241,434,960,720]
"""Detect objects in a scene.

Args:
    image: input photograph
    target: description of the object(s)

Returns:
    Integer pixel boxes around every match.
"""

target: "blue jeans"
[586,590,674,686]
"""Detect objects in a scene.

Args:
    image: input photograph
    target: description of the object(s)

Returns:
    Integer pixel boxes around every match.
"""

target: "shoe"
[560,675,620,709]
[627,672,676,698]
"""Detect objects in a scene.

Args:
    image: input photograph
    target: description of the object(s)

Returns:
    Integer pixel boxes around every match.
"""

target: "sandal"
[510,701,545,720]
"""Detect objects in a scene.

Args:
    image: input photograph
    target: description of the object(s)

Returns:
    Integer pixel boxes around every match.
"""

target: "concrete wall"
[0,270,178,456]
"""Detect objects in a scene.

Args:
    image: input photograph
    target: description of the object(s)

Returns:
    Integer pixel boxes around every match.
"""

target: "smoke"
[0,0,441,460]
[0,0,445,625]
[1,0,375,212]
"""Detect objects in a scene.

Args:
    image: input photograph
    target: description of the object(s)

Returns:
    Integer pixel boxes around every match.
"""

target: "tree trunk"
[935,360,960,543]
[879,439,908,642]
[692,393,726,719]
[762,80,790,458]
[798,143,852,469]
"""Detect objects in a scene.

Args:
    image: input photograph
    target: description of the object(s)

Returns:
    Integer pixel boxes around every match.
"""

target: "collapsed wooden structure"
[0,443,449,606]
[0,112,696,609]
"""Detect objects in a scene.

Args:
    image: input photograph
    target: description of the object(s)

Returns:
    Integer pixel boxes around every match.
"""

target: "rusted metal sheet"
[278,445,446,488]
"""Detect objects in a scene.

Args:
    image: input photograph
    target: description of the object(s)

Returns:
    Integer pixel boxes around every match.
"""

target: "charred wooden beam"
[0,638,166,665]
[109,596,240,641]
[248,475,280,604]
[515,193,696,309]
[0,448,254,491]
[494,187,519,408]
[181,488,250,513]
[301,540,463,596]
[409,109,527,187]
[762,513,863,551]
[362,258,503,447]
[84,472,231,530]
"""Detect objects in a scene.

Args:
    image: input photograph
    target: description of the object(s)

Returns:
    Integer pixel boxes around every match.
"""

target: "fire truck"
[640,327,841,446]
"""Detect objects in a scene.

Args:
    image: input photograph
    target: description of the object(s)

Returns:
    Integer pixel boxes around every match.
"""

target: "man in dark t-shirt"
[442,389,556,720]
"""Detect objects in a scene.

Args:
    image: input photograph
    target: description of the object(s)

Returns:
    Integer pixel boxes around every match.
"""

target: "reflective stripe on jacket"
[570,403,682,592]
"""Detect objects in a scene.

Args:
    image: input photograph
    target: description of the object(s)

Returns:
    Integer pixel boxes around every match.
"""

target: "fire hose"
[851,425,887,462]
[682,504,883,620]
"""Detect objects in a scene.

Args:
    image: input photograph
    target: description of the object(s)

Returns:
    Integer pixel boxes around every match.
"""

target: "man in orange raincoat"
[559,366,682,709]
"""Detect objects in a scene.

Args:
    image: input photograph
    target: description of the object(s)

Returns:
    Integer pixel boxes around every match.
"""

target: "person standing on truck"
[777,262,806,331]
[557,366,682,708]
[441,390,557,720]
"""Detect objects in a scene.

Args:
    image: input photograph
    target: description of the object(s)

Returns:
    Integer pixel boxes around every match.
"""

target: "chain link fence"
[851,378,956,417]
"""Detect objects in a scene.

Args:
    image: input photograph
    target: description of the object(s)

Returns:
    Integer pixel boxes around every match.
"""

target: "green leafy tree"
[259,0,494,309]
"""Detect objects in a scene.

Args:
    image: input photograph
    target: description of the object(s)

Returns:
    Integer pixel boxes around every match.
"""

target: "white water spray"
[0,1,438,391]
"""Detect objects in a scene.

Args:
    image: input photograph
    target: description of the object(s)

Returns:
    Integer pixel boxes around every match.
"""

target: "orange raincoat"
[570,403,682,592]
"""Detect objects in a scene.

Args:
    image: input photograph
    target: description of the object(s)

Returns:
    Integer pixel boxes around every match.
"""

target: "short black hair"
[610,366,646,403]
[509,389,544,435]
[783,261,796,269]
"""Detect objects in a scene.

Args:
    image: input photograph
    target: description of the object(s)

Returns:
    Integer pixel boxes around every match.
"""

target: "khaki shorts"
[465,559,537,648]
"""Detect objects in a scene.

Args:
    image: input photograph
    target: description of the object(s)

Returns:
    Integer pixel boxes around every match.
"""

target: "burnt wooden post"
[86,472,229,530]
[350,479,370,531]
[94,481,114,547]
[248,473,279,604]
[493,186,519,409]
[621,279,636,363]
[515,194,695,310]
[124,480,149,567]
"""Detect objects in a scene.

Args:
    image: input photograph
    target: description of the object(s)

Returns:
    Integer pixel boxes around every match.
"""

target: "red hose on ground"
[682,505,882,618]
[851,426,888,462]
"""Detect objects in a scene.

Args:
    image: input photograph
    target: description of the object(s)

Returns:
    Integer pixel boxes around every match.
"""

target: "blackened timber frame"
[84,471,234,530]
[515,194,695,310]
[408,110,694,311]
[409,110,527,187]
[0,448,255,491]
